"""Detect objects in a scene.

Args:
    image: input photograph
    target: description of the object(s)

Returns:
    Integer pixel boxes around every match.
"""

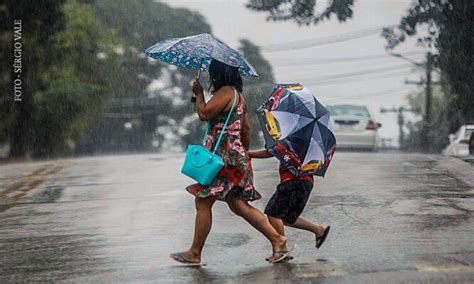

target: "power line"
[297,63,414,84]
[304,70,417,87]
[262,25,396,52]
[323,91,413,104]
[309,69,411,85]
[271,51,426,66]
[322,87,417,103]
[244,71,410,89]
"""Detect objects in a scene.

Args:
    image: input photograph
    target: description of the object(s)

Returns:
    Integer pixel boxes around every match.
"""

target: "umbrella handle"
[191,68,202,103]
[196,68,201,80]
[191,69,201,103]
[192,60,203,102]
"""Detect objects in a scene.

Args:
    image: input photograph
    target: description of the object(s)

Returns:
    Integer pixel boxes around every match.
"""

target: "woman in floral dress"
[170,59,288,264]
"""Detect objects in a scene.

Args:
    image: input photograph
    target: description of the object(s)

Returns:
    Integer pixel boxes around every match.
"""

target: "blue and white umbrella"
[145,33,258,77]
[257,84,337,177]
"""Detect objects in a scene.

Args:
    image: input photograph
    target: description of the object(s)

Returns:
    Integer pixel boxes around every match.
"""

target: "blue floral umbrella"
[257,84,337,177]
[145,33,259,77]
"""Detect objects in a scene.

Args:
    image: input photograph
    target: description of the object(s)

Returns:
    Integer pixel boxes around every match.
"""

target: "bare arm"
[248,149,272,159]
[193,80,233,121]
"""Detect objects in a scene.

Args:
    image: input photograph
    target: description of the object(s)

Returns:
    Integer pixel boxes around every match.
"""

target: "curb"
[434,155,474,187]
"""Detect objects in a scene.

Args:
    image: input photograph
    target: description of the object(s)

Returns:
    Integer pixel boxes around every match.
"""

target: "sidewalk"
[435,155,474,187]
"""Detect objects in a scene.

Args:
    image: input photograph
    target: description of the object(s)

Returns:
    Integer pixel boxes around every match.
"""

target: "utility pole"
[391,52,438,152]
[380,107,420,149]
[424,52,433,151]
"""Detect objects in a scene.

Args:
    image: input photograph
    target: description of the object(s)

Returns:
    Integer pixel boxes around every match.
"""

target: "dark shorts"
[264,179,313,224]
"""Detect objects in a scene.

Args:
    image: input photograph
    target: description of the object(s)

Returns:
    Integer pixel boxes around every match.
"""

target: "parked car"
[443,125,474,156]
[470,132,474,155]
[327,104,381,151]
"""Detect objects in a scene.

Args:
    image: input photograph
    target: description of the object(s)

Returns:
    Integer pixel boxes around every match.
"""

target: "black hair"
[208,59,243,94]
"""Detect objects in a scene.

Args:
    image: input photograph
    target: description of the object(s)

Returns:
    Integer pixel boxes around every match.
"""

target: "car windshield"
[328,105,370,117]
[464,129,473,139]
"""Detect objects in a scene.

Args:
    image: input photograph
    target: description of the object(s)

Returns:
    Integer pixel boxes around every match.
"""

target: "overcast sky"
[162,0,430,146]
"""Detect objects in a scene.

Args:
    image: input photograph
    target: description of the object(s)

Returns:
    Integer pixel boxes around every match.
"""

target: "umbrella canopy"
[145,33,259,77]
[257,84,336,177]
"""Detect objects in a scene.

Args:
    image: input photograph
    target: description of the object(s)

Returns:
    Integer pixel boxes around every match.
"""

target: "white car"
[443,125,474,156]
[328,104,381,151]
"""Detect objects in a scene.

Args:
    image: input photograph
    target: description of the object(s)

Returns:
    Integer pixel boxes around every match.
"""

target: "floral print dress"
[186,93,261,202]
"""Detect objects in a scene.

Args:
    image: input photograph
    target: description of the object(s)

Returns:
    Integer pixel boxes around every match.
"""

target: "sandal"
[268,250,291,263]
[170,252,200,265]
[316,226,331,249]
[265,254,293,262]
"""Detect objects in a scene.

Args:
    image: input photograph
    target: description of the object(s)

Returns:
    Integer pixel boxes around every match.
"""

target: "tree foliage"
[0,0,67,157]
[33,0,118,156]
[402,86,454,152]
[383,0,474,126]
[246,0,354,25]
[0,0,119,158]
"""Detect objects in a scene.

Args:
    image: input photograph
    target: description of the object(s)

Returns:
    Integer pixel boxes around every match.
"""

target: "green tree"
[0,0,66,157]
[0,0,118,158]
[32,0,118,157]
[383,0,474,128]
[402,86,452,152]
[246,0,354,25]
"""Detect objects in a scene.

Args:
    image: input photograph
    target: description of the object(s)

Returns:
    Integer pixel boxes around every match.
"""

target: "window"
[464,129,473,139]
[327,105,370,117]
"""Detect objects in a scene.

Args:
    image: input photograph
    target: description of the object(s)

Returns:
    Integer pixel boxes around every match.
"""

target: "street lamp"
[389,52,423,67]
[389,52,440,73]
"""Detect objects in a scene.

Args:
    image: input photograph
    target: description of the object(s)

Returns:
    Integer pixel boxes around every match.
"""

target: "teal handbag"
[181,91,238,186]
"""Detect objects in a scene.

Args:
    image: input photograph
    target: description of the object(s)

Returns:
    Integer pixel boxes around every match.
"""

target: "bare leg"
[266,216,291,261]
[284,217,326,237]
[268,215,285,236]
[227,195,287,259]
[170,196,216,263]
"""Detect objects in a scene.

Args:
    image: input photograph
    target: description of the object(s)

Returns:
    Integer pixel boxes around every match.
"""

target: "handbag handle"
[190,148,213,168]
[201,89,238,154]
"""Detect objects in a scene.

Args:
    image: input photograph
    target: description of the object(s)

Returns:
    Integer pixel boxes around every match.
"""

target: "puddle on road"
[412,259,474,273]
[234,260,347,282]
[392,158,473,229]
[30,185,64,203]
[0,234,110,282]
[390,200,464,216]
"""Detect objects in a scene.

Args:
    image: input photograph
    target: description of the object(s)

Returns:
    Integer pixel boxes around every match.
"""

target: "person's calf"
[284,217,324,237]
[266,216,287,249]
[268,215,285,236]
[194,197,216,218]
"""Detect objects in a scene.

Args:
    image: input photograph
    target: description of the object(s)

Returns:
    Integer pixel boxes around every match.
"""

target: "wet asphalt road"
[0,153,473,283]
